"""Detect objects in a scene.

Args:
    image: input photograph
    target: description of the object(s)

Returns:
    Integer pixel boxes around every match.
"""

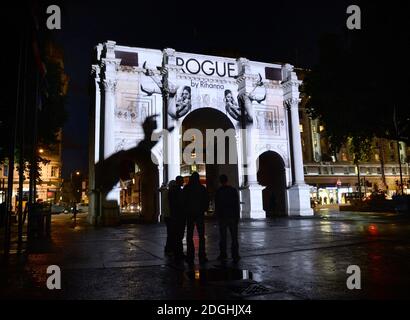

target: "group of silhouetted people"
[163,172,240,265]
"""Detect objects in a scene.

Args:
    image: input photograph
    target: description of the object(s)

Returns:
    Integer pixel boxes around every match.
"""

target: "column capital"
[282,79,301,90]
[103,78,117,93]
[101,58,121,74]
[91,64,99,75]
[284,97,300,110]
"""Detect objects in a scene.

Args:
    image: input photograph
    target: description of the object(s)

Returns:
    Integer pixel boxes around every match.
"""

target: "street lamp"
[393,106,405,195]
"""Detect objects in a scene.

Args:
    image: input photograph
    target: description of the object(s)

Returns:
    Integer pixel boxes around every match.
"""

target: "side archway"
[118,150,159,223]
[256,151,287,217]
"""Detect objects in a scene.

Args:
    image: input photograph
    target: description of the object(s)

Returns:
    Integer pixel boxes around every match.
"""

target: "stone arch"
[256,150,287,217]
[118,147,159,223]
[181,107,239,205]
[180,105,237,130]
[136,152,159,223]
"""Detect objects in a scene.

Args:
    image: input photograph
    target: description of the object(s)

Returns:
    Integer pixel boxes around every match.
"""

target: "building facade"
[298,84,410,204]
[89,41,313,224]
[0,141,63,210]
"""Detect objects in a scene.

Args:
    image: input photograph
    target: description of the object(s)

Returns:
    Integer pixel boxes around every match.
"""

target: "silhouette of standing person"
[183,172,209,264]
[169,176,185,261]
[215,174,241,263]
[162,180,175,256]
[71,202,78,227]
[0,202,5,228]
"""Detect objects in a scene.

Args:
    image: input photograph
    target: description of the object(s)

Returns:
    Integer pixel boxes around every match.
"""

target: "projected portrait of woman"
[224,89,240,120]
[175,86,192,118]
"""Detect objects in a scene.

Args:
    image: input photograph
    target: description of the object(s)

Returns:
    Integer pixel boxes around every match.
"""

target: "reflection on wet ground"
[185,267,254,282]
[1,211,410,299]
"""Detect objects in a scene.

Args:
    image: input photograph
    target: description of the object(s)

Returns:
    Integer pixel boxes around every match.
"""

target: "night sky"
[55,0,351,178]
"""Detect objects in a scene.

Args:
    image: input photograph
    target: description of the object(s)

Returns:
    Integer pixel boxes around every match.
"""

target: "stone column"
[237,58,265,219]
[162,48,181,183]
[100,41,122,225]
[282,64,313,216]
[288,98,305,184]
[102,78,117,159]
[88,65,101,225]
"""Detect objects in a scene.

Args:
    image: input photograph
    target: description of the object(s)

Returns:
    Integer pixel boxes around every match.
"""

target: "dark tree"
[304,1,410,152]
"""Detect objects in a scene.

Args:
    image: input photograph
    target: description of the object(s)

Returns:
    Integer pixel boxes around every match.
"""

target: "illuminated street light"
[39,148,44,154]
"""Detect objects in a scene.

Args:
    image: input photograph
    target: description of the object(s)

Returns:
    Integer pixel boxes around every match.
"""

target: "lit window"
[319,125,324,132]
[299,124,303,133]
[51,166,59,177]
[3,165,8,177]
[374,153,379,161]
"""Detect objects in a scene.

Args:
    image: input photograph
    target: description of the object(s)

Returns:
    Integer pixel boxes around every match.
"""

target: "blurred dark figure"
[215,174,241,263]
[163,180,175,256]
[0,202,6,228]
[183,172,209,264]
[72,202,78,223]
[267,190,276,216]
[169,176,185,260]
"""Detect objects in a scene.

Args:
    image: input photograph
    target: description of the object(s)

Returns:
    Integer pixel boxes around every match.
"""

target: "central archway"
[181,108,239,213]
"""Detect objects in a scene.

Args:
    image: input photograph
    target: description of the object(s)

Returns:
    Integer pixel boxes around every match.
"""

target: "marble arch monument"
[89,40,313,225]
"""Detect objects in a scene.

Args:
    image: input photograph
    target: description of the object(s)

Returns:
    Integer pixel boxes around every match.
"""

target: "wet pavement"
[1,210,410,300]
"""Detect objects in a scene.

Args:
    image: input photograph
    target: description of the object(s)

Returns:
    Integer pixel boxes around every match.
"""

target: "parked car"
[51,204,66,214]
[123,202,141,214]
[76,203,89,213]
